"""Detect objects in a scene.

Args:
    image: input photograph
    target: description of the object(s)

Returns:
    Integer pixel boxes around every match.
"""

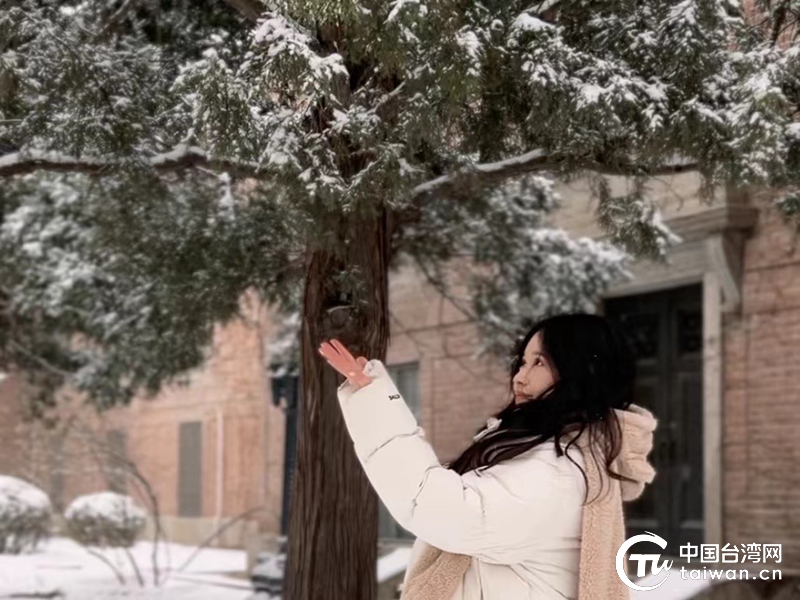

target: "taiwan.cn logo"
[616,531,674,590]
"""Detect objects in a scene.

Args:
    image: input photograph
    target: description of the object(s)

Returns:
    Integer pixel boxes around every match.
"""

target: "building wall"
[0,291,285,549]
[0,371,70,500]
[548,170,725,238]
[724,2,800,574]
[723,187,800,568]
[114,291,285,546]
[382,254,516,463]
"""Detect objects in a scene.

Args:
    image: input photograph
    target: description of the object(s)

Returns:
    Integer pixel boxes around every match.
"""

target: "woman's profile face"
[512,331,559,404]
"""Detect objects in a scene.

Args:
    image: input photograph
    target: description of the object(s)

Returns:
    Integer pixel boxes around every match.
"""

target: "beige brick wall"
[548,171,726,238]
[0,291,284,547]
[723,187,800,568]
[385,255,515,463]
[0,372,61,494]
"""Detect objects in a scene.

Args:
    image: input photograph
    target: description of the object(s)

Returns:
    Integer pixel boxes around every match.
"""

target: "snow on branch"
[408,149,699,202]
[0,145,265,179]
[0,145,700,201]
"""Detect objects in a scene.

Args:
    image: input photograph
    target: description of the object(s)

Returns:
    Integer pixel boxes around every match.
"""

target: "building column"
[702,266,724,548]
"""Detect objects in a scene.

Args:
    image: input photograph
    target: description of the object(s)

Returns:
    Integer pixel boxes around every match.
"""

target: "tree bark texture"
[285,208,392,600]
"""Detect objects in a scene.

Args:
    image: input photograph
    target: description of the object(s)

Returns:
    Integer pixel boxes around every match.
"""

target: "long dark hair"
[445,312,639,506]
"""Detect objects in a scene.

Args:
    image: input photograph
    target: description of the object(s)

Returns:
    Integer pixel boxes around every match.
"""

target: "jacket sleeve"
[336,359,578,563]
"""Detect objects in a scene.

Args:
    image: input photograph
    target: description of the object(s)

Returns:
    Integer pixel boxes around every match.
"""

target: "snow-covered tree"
[1,0,799,597]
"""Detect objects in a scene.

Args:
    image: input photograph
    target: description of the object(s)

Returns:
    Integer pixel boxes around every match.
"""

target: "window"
[49,434,65,512]
[178,421,203,517]
[378,362,421,541]
[106,429,127,494]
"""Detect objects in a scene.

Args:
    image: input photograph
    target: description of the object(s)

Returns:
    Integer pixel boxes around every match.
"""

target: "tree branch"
[408,149,699,202]
[0,146,264,179]
[166,505,268,579]
[95,0,143,41]
[123,547,146,587]
[8,339,72,378]
[223,0,265,22]
[0,145,699,198]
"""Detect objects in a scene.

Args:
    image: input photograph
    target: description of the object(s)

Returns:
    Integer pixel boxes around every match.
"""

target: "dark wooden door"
[604,283,704,557]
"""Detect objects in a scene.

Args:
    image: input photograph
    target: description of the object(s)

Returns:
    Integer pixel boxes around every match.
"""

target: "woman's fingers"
[319,339,368,382]
[318,339,376,391]
[330,339,356,362]
[319,340,340,359]
[318,342,340,365]
[318,343,347,374]
[324,339,359,371]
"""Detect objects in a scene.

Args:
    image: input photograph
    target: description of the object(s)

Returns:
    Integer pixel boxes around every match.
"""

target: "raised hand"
[318,338,374,390]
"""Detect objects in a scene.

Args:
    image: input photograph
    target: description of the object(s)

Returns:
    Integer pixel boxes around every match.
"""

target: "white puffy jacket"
[337,359,588,599]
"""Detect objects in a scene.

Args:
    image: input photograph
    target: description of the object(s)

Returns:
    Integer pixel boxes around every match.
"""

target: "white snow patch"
[0,536,250,599]
[65,492,146,528]
[580,83,606,105]
[377,547,413,583]
[509,13,554,34]
[253,15,309,46]
[787,122,800,141]
[0,476,51,514]
[386,0,427,23]
[455,28,483,76]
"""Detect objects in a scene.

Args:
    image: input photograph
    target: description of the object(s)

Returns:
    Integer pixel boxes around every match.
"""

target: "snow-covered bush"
[64,492,146,547]
[0,475,52,554]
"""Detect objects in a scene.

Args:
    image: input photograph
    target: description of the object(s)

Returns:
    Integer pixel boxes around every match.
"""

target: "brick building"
[1,171,799,576]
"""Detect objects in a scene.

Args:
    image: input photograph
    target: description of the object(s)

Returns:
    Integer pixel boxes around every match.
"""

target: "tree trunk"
[285,209,392,600]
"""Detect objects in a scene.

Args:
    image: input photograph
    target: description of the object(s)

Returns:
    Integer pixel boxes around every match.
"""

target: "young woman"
[320,312,658,600]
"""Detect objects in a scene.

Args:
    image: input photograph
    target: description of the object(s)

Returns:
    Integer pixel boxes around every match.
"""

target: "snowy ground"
[377,547,412,584]
[1,539,759,600]
[0,536,254,599]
